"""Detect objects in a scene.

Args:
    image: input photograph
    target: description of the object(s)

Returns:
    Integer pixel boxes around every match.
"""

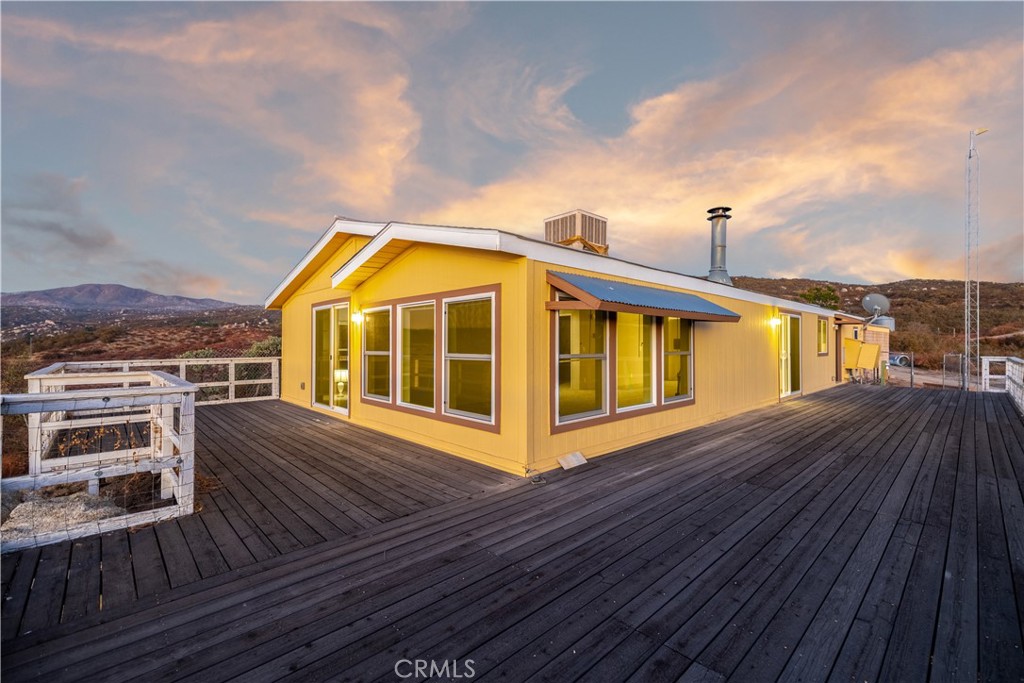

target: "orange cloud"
[418,33,1022,283]
[2,5,441,215]
[4,7,1019,286]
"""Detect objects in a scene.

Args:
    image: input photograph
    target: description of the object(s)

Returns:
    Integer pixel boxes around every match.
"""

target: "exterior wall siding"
[524,261,839,473]
[281,242,529,475]
[280,240,842,477]
[280,236,369,408]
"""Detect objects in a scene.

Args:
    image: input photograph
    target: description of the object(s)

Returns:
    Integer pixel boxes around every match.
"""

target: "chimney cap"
[707,206,732,220]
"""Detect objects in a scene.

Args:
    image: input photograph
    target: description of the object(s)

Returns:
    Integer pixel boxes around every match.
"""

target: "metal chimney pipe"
[707,206,733,285]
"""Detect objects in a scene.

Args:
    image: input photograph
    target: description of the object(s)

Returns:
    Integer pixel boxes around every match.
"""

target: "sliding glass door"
[780,314,801,397]
[313,303,350,413]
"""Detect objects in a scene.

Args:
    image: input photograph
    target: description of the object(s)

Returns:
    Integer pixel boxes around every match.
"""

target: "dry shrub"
[33,481,87,498]
[195,470,222,494]
[100,472,170,513]
[2,417,29,477]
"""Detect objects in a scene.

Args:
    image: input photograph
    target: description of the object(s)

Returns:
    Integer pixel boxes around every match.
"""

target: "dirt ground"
[887,365,967,389]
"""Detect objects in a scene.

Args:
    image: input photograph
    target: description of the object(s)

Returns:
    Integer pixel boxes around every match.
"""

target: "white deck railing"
[1,370,196,552]
[982,356,1024,416]
[28,357,280,404]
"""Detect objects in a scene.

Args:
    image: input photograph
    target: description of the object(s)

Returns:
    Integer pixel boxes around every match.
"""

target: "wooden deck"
[0,400,520,640]
[2,385,1023,682]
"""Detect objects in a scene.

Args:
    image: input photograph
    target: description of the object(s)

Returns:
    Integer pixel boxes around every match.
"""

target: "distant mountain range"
[1,284,239,312]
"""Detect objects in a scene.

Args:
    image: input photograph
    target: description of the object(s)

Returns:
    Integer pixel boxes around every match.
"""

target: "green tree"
[244,336,281,357]
[799,284,841,310]
[178,348,218,359]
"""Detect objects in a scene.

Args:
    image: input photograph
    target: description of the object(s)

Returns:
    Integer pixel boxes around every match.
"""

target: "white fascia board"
[497,233,841,317]
[323,220,845,319]
[264,218,385,308]
[329,223,503,288]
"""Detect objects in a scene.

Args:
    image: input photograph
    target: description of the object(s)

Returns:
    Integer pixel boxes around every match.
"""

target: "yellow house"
[266,211,882,476]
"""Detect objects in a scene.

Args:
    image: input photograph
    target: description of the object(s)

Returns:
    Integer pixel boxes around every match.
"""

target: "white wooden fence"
[33,357,280,404]
[1,370,196,552]
[983,356,1024,416]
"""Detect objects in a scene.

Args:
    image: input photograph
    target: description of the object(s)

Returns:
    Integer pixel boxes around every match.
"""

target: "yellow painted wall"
[801,313,839,389]
[280,241,530,475]
[523,262,839,473]
[280,235,370,408]
[280,240,843,477]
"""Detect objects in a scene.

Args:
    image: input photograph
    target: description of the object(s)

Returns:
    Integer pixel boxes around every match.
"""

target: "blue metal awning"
[546,271,741,322]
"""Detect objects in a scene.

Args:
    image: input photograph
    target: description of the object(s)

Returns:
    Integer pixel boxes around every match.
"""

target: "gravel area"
[1,492,127,541]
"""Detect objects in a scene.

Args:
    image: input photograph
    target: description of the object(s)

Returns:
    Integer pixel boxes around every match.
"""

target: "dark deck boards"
[0,400,519,637]
[2,385,1022,682]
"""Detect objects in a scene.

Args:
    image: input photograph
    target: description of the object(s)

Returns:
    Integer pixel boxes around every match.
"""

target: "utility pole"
[963,128,987,391]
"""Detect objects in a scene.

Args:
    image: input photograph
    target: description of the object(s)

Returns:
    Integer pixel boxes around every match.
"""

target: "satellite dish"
[861,293,891,318]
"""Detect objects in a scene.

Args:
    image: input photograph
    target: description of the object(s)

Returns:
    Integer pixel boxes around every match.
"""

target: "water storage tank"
[873,316,896,332]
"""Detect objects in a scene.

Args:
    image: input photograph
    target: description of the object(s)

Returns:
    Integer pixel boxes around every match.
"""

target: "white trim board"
[264,217,385,309]
[323,219,854,319]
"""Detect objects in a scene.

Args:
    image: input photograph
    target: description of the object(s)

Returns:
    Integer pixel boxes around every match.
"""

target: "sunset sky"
[2,2,1022,304]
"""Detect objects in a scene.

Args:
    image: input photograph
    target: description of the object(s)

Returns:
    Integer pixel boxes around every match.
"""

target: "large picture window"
[363,307,391,400]
[617,313,654,409]
[663,317,693,402]
[399,303,435,410]
[355,287,498,429]
[557,310,608,421]
[444,296,494,421]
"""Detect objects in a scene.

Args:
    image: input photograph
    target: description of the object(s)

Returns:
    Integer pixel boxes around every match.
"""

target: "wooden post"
[159,403,175,499]
[26,377,42,476]
[271,358,280,399]
[176,391,195,514]
[228,360,236,402]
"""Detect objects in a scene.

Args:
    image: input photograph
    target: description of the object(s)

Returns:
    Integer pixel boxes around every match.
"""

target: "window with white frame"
[663,317,693,402]
[557,309,608,421]
[817,317,829,355]
[363,307,391,400]
[444,296,493,421]
[398,302,435,410]
[616,312,655,410]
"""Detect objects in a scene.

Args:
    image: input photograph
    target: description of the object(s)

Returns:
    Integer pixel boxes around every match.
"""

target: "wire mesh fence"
[0,346,278,552]
[1,369,195,552]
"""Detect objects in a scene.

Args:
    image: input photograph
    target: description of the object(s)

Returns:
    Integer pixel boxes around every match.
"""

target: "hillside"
[733,276,1024,368]
[1,284,280,380]
[1,284,261,344]
[1,283,236,311]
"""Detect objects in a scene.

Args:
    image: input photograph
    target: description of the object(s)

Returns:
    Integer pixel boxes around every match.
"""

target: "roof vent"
[544,210,608,255]
[707,206,733,286]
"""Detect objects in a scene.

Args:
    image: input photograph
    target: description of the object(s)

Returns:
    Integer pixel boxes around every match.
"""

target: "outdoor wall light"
[351,311,364,324]
[770,317,782,328]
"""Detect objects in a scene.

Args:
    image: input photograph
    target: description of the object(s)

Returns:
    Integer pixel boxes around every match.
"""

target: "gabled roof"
[267,216,854,319]
[265,217,384,308]
[546,272,741,322]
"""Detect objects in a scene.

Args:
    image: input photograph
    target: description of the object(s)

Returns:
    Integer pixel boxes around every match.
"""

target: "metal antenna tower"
[963,127,987,391]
